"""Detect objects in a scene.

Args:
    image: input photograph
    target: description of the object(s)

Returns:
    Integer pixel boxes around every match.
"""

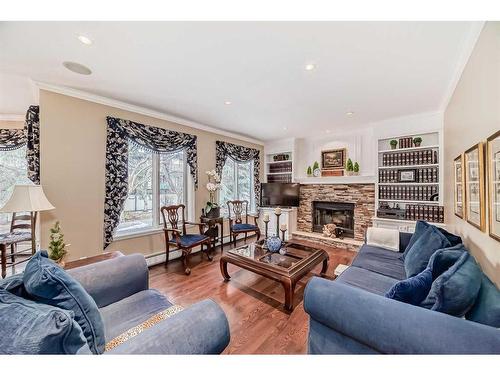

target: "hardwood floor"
[149,238,356,354]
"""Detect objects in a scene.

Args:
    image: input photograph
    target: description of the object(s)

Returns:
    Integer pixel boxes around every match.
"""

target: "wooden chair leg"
[244,232,247,243]
[183,249,191,275]
[233,233,237,247]
[10,244,15,263]
[206,241,213,261]
[256,229,261,241]
[164,242,170,267]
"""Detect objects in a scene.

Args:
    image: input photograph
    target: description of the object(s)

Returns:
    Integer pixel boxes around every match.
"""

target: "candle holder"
[264,220,269,238]
[275,213,281,236]
[280,228,287,242]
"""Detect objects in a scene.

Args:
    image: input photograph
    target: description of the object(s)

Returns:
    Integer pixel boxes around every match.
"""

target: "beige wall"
[39,90,263,260]
[444,22,500,287]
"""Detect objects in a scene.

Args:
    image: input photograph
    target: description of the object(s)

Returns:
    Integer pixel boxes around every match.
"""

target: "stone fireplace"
[312,201,355,238]
[297,183,375,242]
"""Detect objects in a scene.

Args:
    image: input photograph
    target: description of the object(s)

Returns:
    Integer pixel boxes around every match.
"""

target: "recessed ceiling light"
[326,129,331,133]
[283,126,288,130]
[305,63,316,71]
[346,111,354,116]
[63,61,92,75]
[77,35,93,45]
[224,101,232,105]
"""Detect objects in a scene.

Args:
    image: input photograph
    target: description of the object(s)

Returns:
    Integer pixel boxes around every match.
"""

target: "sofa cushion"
[100,289,173,341]
[385,268,433,305]
[23,251,105,354]
[403,225,451,277]
[0,273,27,297]
[0,288,91,354]
[366,227,399,252]
[421,249,482,316]
[466,274,500,328]
[402,221,462,259]
[336,266,399,296]
[351,244,406,279]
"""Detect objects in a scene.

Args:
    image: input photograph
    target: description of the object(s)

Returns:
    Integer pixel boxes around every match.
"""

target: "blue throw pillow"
[465,274,500,328]
[23,251,105,354]
[421,249,482,316]
[0,288,91,354]
[403,225,451,277]
[385,267,433,305]
[0,273,27,297]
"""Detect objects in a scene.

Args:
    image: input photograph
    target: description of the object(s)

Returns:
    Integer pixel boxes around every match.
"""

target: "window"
[0,146,32,233]
[220,157,255,215]
[117,141,190,235]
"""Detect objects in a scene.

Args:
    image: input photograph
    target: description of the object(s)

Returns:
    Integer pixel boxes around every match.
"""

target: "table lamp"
[0,185,55,253]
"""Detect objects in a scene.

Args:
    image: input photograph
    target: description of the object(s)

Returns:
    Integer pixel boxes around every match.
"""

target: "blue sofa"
[304,232,500,354]
[0,253,230,354]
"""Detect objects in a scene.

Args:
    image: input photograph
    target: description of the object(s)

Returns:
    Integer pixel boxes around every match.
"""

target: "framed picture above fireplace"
[321,148,346,170]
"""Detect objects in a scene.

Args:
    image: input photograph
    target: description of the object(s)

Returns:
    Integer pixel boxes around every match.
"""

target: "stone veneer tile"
[297,184,375,241]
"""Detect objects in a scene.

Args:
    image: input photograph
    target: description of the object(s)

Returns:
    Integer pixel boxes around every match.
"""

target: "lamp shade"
[0,185,55,213]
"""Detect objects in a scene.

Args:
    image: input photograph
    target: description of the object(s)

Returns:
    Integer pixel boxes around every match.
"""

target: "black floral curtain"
[103,116,198,248]
[215,140,260,206]
[0,105,40,184]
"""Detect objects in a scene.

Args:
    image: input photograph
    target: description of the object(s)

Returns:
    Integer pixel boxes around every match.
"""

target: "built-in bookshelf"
[265,151,293,183]
[373,131,444,231]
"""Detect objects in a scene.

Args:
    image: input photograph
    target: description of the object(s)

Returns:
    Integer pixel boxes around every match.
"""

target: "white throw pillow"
[366,227,400,252]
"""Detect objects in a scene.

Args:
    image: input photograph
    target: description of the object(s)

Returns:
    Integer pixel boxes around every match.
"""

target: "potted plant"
[204,169,221,218]
[48,221,69,267]
[413,137,422,147]
[353,162,360,175]
[307,165,313,177]
[390,139,398,150]
[346,158,354,176]
[312,161,321,177]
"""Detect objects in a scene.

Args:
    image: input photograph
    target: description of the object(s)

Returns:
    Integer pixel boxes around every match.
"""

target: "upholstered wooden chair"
[9,212,35,262]
[160,204,213,275]
[227,200,260,246]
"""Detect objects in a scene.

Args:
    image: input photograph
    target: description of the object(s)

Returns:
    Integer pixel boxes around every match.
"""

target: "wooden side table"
[200,216,224,252]
[0,232,33,278]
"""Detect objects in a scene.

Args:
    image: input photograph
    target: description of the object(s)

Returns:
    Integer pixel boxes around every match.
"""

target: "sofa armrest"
[304,277,500,354]
[105,299,230,354]
[68,254,148,308]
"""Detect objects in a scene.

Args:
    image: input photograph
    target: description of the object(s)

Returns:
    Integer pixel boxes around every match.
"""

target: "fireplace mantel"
[296,175,375,185]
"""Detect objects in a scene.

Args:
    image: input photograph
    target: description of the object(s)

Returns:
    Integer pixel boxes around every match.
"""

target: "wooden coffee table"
[220,239,329,311]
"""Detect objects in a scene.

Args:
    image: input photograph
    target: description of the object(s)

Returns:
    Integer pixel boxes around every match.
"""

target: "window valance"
[215,140,260,206]
[103,116,198,248]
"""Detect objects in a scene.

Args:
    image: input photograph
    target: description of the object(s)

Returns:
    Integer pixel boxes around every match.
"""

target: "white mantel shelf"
[295,175,375,185]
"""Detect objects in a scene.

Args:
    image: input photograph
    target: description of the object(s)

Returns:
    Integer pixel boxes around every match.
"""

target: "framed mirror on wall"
[487,130,500,242]
[454,154,465,219]
[464,142,485,231]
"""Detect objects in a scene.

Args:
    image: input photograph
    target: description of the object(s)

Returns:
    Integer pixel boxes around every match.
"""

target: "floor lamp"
[0,185,55,253]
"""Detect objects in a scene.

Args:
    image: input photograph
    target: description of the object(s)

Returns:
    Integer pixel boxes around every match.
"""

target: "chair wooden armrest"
[248,214,259,225]
[164,228,182,245]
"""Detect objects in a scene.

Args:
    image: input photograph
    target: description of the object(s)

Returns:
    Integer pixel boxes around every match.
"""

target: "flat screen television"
[260,183,300,207]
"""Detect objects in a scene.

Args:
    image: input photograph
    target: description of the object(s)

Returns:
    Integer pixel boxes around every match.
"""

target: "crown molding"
[34,81,265,146]
[0,114,24,122]
[440,21,484,111]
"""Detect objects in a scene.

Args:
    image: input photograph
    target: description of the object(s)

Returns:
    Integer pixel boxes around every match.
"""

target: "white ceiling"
[0,22,480,140]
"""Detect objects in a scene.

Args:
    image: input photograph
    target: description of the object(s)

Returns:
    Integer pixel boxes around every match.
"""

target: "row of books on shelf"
[379,185,438,201]
[405,204,444,223]
[398,137,416,149]
[382,149,438,166]
[269,164,293,173]
[379,167,439,183]
[267,174,292,183]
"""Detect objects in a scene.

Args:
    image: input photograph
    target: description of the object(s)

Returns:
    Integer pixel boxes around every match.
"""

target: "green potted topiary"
[390,139,398,150]
[307,165,313,177]
[413,137,422,147]
[346,158,354,176]
[353,162,360,175]
[312,161,320,177]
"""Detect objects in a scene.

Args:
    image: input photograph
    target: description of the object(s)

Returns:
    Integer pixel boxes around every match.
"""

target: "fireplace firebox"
[312,201,355,238]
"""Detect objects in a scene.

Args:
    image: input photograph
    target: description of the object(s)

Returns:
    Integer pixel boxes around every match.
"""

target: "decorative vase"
[206,206,220,219]
[266,236,282,253]
[313,168,321,177]
[390,144,397,150]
